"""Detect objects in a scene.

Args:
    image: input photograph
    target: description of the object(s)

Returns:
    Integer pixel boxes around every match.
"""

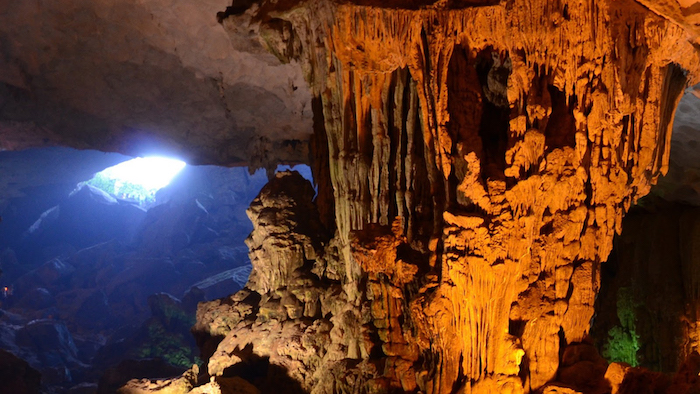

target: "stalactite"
[188,1,700,393]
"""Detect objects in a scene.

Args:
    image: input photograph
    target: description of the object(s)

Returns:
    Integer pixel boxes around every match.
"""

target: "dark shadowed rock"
[97,358,187,394]
[15,320,80,367]
[15,287,55,310]
[12,258,75,297]
[0,348,41,394]
[55,289,110,332]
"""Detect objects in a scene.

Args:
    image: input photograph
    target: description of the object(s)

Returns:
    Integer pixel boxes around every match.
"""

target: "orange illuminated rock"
[126,1,700,393]
[253,1,698,392]
[208,0,700,393]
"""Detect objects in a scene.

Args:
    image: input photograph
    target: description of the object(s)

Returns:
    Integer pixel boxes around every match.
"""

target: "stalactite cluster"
[265,1,699,392]
[280,1,700,392]
[124,1,700,393]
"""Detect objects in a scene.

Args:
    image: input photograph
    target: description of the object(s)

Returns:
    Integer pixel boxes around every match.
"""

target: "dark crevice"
[477,100,510,181]
[343,72,359,154]
[216,0,258,23]
[539,220,554,236]
[446,44,484,207]
[544,85,576,150]
[387,70,400,228]
[509,319,527,337]
[619,114,630,172]
[451,352,467,393]
[475,48,511,182]
[221,344,308,394]
[310,95,335,235]
[558,326,567,361]
[411,82,435,247]
[519,350,530,386]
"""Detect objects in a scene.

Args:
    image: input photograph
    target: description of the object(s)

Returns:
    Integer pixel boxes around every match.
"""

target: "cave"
[0,147,308,392]
[3,0,700,393]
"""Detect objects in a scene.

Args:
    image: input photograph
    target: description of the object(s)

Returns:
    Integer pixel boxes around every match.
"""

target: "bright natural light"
[86,157,186,206]
[101,157,186,190]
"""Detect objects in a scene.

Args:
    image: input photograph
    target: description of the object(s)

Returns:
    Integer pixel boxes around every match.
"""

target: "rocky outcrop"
[101,359,195,394]
[193,171,335,393]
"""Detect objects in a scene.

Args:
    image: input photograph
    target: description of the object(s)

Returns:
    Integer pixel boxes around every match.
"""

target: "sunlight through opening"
[86,157,186,205]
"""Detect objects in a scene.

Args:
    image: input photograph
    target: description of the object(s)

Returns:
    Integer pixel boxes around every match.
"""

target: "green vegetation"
[87,173,117,194]
[602,286,641,366]
[132,298,200,369]
[87,173,156,206]
[135,322,197,368]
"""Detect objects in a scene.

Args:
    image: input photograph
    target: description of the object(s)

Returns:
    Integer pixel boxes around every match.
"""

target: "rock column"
[211,1,700,393]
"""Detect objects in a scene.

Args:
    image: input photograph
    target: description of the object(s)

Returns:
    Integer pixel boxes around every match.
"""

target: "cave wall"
[1,0,693,393]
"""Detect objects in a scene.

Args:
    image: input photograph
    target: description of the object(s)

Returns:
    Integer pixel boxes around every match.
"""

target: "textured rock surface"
[100,359,193,394]
[655,91,700,204]
[184,1,700,393]
[0,0,312,167]
[3,0,700,393]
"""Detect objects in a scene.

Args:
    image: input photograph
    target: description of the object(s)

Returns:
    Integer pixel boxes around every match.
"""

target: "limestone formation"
[188,0,700,393]
[2,0,700,393]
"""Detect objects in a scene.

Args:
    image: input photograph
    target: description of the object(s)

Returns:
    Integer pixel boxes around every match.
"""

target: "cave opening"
[84,156,186,209]
[0,146,313,393]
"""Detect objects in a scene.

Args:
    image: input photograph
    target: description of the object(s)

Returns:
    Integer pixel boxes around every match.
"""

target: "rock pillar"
[210,1,700,393]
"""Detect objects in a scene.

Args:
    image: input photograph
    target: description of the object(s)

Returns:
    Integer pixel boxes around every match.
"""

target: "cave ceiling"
[2,0,700,194]
[0,0,312,167]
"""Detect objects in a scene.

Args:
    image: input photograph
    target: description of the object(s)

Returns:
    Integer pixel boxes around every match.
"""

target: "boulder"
[55,288,110,331]
[15,319,80,367]
[12,258,75,296]
[136,198,209,257]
